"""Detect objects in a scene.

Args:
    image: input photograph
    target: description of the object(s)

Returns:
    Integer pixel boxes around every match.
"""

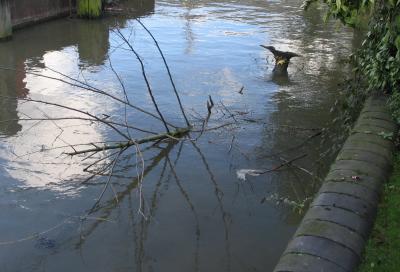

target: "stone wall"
[10,0,75,29]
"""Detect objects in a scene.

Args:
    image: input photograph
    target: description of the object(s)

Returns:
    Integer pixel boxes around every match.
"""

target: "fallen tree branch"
[135,19,191,128]
[66,127,190,156]
[278,155,321,181]
[0,66,177,127]
[2,96,132,141]
[191,122,235,133]
[237,154,308,181]
[0,117,158,135]
[261,130,323,159]
[115,28,171,133]
[259,154,308,174]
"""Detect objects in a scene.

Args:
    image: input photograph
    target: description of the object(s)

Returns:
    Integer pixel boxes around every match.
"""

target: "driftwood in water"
[260,45,299,74]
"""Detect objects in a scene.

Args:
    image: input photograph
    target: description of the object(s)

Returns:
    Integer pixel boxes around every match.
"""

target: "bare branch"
[107,55,132,139]
[66,127,190,156]
[135,19,191,127]
[0,66,176,127]
[0,117,157,134]
[114,28,171,133]
[1,96,131,141]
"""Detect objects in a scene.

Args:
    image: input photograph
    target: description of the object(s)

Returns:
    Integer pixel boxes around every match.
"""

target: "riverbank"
[358,151,400,271]
[273,94,398,272]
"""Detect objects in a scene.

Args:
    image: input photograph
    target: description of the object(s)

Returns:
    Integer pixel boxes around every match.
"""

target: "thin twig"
[135,19,191,127]
[87,148,126,214]
[278,156,321,181]
[114,28,171,133]
[219,100,237,123]
[0,117,157,134]
[0,66,176,127]
[259,154,307,175]
[2,96,131,141]
[228,135,235,153]
[107,55,132,139]
[261,131,322,159]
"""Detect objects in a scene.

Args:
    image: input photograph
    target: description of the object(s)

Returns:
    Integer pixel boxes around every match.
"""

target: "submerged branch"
[237,154,308,181]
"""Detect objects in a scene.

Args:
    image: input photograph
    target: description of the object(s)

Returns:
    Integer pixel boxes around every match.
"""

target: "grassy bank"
[358,153,400,272]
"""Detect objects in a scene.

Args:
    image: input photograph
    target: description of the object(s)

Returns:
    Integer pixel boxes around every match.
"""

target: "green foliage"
[357,154,400,272]
[77,0,102,19]
[329,77,368,141]
[389,91,400,122]
[261,193,313,214]
[303,0,374,26]
[305,0,400,121]
[378,131,394,140]
[357,4,400,94]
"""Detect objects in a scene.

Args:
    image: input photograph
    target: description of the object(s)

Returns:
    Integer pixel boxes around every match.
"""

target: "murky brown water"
[0,0,357,271]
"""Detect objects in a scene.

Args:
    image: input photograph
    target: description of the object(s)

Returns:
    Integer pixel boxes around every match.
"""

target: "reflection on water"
[0,0,357,271]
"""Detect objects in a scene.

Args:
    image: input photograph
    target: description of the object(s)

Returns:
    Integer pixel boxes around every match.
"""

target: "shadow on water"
[270,71,290,86]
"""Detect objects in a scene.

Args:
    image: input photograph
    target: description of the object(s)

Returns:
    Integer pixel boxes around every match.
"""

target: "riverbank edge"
[357,153,400,271]
[273,94,398,272]
[12,9,72,31]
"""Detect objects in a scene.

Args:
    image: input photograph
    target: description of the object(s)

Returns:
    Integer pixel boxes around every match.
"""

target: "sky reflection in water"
[0,0,356,271]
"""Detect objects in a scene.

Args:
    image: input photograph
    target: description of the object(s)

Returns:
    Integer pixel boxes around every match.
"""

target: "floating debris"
[236,169,263,181]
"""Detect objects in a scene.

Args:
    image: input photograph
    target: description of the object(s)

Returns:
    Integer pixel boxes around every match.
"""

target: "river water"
[0,0,356,271]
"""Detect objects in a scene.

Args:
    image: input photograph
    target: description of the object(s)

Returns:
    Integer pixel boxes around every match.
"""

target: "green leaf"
[379,131,394,140]
[336,0,342,10]
[395,35,400,50]
[396,15,400,30]
[323,11,332,23]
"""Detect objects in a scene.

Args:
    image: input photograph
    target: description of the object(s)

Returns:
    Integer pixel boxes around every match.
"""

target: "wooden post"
[0,0,12,40]
[77,0,103,19]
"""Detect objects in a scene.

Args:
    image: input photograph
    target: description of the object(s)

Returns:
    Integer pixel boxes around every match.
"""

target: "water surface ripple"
[0,0,356,271]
